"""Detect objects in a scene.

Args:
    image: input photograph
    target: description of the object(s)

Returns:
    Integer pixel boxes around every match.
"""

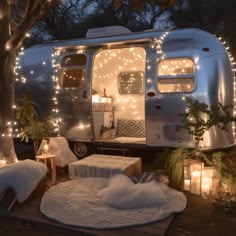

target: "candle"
[43,144,49,154]
[191,171,201,195]
[0,158,6,166]
[92,94,100,103]
[201,167,218,196]
[184,179,191,191]
[201,177,212,195]
[101,97,108,103]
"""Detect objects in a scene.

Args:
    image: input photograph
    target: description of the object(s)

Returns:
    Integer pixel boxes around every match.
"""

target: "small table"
[69,154,142,179]
[35,154,57,185]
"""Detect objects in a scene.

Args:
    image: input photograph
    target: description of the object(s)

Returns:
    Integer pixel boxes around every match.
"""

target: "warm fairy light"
[5,43,11,50]
[218,35,236,137]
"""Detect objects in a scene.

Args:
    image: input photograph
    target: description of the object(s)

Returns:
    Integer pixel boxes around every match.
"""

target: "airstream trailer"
[15,26,236,157]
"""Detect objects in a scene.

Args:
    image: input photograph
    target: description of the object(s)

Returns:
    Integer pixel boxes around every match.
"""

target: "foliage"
[178,97,236,146]
[155,148,190,188]
[15,91,56,154]
[114,0,176,10]
[155,145,236,193]
[202,151,236,194]
[15,91,38,126]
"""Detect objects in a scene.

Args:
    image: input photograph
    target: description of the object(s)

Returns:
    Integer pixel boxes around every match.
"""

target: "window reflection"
[157,58,195,93]
[118,71,144,95]
[60,54,86,88]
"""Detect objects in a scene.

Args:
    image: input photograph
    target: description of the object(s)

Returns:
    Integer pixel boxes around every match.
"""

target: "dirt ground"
[166,192,236,236]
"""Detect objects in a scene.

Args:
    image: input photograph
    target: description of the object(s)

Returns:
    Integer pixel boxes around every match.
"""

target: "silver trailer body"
[15,26,235,157]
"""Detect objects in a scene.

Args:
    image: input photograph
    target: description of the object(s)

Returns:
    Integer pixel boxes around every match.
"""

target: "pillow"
[116,119,145,137]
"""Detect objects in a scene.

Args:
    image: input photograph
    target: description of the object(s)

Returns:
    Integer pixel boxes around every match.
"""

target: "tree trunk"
[0,1,18,163]
[0,0,61,163]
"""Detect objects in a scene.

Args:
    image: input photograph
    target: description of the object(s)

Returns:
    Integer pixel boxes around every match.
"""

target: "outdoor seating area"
[2,139,236,235]
[0,136,188,235]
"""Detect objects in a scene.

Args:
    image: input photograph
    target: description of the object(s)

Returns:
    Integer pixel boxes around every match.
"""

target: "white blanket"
[38,137,77,167]
[0,159,47,203]
[40,175,187,229]
[98,174,168,209]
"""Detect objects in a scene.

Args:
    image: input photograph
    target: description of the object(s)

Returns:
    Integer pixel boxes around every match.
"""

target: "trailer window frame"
[59,54,87,88]
[157,57,195,93]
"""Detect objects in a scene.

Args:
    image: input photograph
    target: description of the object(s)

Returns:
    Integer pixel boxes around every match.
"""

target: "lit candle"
[201,167,218,196]
[43,144,49,155]
[191,171,201,195]
[92,94,100,103]
[101,97,108,103]
[184,179,191,191]
[0,159,6,166]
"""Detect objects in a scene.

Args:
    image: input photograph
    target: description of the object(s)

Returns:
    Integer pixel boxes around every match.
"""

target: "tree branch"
[7,0,61,51]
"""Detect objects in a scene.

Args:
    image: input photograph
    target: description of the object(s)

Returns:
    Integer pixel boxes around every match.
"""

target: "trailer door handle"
[82,91,87,99]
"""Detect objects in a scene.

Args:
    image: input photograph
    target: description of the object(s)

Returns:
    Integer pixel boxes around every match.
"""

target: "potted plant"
[15,91,56,155]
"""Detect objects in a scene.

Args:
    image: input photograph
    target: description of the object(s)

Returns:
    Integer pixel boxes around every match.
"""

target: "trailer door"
[56,52,93,142]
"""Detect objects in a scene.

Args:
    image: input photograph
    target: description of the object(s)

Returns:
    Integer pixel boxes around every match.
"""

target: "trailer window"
[118,71,144,95]
[60,54,86,88]
[157,58,195,93]
[61,54,86,66]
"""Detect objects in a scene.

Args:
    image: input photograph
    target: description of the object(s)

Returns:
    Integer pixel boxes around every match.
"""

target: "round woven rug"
[40,177,186,229]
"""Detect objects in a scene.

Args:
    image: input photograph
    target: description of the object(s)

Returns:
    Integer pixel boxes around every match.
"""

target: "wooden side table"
[35,154,57,185]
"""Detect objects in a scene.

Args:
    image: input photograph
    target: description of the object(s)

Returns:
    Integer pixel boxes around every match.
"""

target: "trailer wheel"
[73,142,90,159]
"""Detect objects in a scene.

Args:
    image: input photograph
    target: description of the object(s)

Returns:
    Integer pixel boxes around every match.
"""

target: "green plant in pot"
[166,97,236,189]
[15,91,56,155]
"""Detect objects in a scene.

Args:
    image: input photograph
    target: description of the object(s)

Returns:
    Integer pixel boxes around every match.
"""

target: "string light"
[217,36,236,136]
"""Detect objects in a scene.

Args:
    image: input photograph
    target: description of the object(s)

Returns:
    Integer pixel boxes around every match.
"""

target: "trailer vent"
[164,125,192,141]
[86,26,131,38]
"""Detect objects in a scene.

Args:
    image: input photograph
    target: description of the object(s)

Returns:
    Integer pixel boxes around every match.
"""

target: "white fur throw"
[98,174,168,209]
[0,159,47,203]
[38,137,77,167]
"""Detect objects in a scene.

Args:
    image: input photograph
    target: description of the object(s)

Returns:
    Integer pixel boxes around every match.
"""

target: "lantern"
[183,159,204,195]
[43,143,49,155]
[201,167,219,196]
[42,138,50,155]
[183,159,191,191]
